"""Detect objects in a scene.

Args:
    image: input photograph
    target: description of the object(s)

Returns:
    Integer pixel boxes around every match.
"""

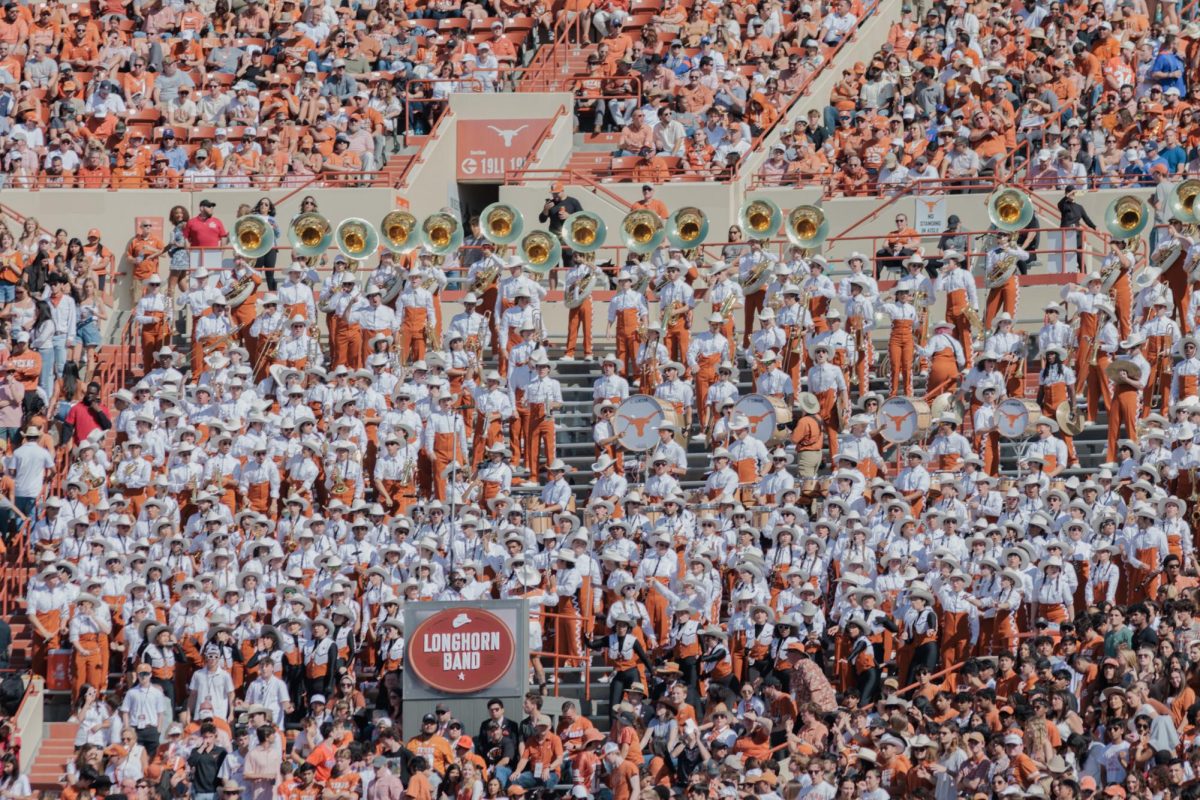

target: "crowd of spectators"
[0,0,541,188]
[753,0,1200,196]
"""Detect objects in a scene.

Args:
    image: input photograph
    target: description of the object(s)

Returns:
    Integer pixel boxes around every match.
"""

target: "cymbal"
[1055,400,1086,437]
[1104,358,1144,384]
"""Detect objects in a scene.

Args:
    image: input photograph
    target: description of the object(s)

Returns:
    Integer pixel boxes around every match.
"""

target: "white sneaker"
[584,354,598,361]
[598,674,611,684]
[561,355,576,362]
[691,433,707,441]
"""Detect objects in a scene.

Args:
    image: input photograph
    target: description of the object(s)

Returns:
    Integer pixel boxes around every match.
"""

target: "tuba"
[420,213,464,256]
[620,209,666,255]
[380,210,419,254]
[520,230,562,275]
[739,198,782,239]
[563,211,607,253]
[231,214,275,259]
[1105,195,1150,240]
[986,187,1035,232]
[288,212,333,257]
[1168,179,1200,224]
[335,218,379,261]
[785,205,829,250]
[480,203,524,246]
[666,207,709,250]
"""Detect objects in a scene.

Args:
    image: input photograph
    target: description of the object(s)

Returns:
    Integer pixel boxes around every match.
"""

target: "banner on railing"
[457,118,546,181]
[914,196,947,235]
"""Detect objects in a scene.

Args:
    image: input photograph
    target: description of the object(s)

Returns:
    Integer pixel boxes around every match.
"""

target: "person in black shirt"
[1058,188,1097,272]
[477,698,519,747]
[478,721,518,786]
[186,723,227,800]
[1013,211,1042,275]
[538,183,583,239]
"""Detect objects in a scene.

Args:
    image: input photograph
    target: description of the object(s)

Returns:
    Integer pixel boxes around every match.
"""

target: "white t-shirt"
[189,667,234,721]
[9,442,53,498]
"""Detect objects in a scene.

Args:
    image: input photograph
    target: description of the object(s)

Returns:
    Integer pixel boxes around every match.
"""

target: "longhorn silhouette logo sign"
[489,125,529,147]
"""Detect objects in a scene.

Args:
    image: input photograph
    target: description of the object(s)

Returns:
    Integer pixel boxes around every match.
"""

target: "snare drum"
[735,394,793,443]
[996,398,1041,438]
[876,396,932,444]
[615,395,685,451]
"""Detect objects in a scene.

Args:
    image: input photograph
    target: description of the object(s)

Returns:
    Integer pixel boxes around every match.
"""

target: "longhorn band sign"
[457,119,545,181]
[406,607,517,693]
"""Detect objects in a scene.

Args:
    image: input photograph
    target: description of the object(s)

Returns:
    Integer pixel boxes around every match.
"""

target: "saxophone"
[400,455,415,485]
[470,262,500,295]
[718,289,737,319]
[425,318,442,350]
[332,465,347,495]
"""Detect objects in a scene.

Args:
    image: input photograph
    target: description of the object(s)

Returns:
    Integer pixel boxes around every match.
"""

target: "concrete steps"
[28,722,76,792]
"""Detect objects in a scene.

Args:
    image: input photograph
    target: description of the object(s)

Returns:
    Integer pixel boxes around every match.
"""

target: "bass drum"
[876,396,932,444]
[734,393,793,444]
[996,398,1041,438]
[615,395,684,452]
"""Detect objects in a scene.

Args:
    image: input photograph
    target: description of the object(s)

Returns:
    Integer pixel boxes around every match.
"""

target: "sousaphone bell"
[379,210,419,254]
[563,211,607,253]
[1105,195,1150,240]
[288,212,333,258]
[480,202,524,246]
[420,213,464,256]
[620,209,666,255]
[986,187,1035,232]
[520,230,562,274]
[231,214,275,259]
[738,198,782,239]
[666,207,709,250]
[335,218,379,261]
[1169,179,1200,224]
[785,205,829,249]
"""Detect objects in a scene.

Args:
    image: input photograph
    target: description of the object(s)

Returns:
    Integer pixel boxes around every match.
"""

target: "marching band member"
[687,316,729,436]
[806,310,853,382]
[395,271,436,368]
[422,392,469,502]
[1156,216,1194,330]
[749,308,786,377]
[1171,336,1200,406]
[775,286,809,397]
[838,252,879,301]
[985,313,1026,397]
[738,240,776,348]
[608,271,649,378]
[248,294,286,381]
[449,293,493,361]
[494,256,545,326]
[754,351,792,400]
[918,320,965,400]
[705,263,743,361]
[649,422,688,479]
[983,231,1028,327]
[1142,296,1181,416]
[524,354,564,485]
[328,273,363,369]
[1108,334,1151,461]
[225,257,265,348]
[806,344,849,466]
[352,287,397,368]
[278,263,316,321]
[135,275,172,374]
[472,371,515,467]
[800,256,837,335]
[928,415,973,472]
[192,297,235,377]
[838,415,886,481]
[934,250,980,368]
[728,417,770,501]
[506,325,540,469]
[842,277,875,398]
[877,283,919,396]
[637,322,669,394]
[593,356,630,407]
[659,262,695,365]
[655,361,695,435]
[1106,239,1135,337]
[1035,348,1078,468]
[973,386,1001,476]
[498,290,540,380]
[563,254,597,362]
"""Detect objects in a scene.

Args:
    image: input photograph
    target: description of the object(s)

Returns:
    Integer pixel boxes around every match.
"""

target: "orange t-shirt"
[607,760,638,800]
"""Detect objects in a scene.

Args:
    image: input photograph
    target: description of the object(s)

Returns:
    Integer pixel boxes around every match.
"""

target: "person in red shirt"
[183,199,229,270]
[63,381,111,445]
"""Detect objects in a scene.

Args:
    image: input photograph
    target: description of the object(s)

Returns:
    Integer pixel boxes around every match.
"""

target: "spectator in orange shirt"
[601,742,639,800]
[631,147,669,183]
[512,715,563,790]
[404,756,434,800]
[630,184,669,219]
[407,714,455,778]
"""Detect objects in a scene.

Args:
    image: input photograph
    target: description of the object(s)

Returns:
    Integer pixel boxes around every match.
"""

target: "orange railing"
[3,170,392,191]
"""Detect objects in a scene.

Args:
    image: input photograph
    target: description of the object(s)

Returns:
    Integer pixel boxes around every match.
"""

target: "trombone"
[287,212,333,258]
[231,214,275,259]
[986,187,1035,232]
[335,218,380,261]
[380,210,419,254]
[480,203,524,246]
[738,198,783,239]
[563,211,607,253]
[666,207,709,250]
[620,209,666,254]
[520,230,562,275]
[785,205,829,250]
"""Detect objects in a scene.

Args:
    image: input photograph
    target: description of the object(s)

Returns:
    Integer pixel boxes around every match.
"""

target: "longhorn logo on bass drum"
[407,608,517,694]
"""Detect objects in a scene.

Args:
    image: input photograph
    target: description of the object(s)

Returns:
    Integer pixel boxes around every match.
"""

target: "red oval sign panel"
[408,608,517,694]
